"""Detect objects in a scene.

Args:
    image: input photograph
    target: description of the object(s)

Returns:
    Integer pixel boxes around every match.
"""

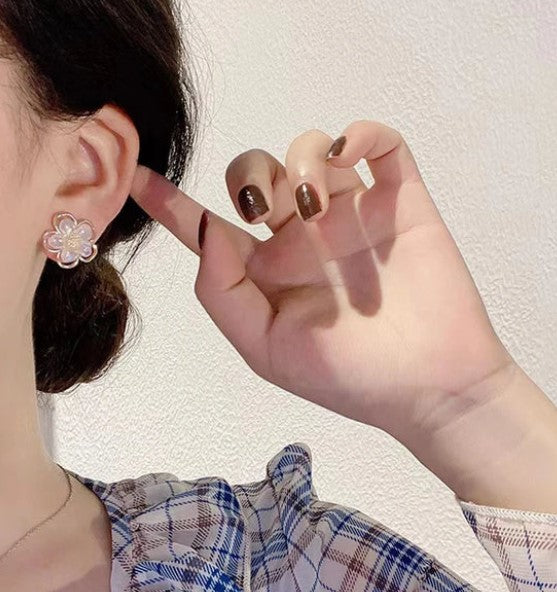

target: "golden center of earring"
[65,235,82,251]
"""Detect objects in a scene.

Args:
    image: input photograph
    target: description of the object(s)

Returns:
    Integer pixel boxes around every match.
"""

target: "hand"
[130,120,514,448]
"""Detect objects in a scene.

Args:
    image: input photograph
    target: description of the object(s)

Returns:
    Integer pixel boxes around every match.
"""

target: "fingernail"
[295,182,322,221]
[238,185,269,222]
[198,210,209,250]
[327,135,347,159]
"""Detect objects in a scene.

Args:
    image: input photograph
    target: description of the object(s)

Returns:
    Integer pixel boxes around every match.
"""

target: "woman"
[0,0,555,590]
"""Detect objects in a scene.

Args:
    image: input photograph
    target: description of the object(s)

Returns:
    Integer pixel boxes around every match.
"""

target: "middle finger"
[226,138,367,234]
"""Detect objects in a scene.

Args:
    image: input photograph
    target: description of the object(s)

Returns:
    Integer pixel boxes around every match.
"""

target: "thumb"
[194,211,274,375]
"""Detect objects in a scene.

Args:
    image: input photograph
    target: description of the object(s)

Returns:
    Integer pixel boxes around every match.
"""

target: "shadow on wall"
[37,393,55,457]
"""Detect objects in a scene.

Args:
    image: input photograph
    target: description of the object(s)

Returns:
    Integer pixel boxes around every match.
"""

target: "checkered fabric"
[67,442,557,591]
[459,497,557,592]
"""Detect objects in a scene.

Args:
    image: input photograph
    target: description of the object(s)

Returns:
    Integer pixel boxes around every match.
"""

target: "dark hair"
[0,0,200,394]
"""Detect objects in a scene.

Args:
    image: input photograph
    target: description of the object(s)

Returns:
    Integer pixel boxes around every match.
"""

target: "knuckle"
[193,277,204,301]
[349,118,382,129]
[290,128,330,145]
[225,148,268,179]
[246,357,268,382]
[285,128,331,166]
[348,118,404,140]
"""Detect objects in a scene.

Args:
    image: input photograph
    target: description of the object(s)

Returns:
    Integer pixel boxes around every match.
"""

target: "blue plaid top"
[68,442,557,592]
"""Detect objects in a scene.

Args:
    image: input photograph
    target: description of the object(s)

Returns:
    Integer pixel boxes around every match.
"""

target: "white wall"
[47,2,557,590]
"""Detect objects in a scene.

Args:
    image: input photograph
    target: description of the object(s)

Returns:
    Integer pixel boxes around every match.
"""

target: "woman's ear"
[52,104,140,240]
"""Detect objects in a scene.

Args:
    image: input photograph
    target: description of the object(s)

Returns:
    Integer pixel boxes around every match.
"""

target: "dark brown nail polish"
[327,135,347,159]
[295,182,322,221]
[238,185,269,222]
[198,210,209,250]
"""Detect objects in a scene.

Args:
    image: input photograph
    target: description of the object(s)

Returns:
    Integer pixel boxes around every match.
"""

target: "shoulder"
[63,443,318,590]
[69,441,314,514]
[64,443,468,591]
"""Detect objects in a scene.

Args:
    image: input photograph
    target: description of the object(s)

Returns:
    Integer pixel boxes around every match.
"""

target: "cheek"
[0,109,47,319]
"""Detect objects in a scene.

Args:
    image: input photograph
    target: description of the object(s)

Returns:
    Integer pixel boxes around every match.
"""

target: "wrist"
[402,361,557,513]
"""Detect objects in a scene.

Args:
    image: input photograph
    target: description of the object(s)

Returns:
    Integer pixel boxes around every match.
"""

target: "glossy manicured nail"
[238,185,269,222]
[327,135,347,159]
[295,182,322,221]
[198,210,209,250]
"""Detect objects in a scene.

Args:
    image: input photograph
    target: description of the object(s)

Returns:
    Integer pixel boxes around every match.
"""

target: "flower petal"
[55,213,77,236]
[60,248,79,265]
[43,231,63,252]
[74,222,94,242]
[80,242,93,259]
[81,243,98,263]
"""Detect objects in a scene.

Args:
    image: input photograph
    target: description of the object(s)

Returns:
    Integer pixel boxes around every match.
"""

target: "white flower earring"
[42,212,99,270]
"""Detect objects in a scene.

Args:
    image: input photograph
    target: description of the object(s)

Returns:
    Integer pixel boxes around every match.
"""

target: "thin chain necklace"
[0,463,73,564]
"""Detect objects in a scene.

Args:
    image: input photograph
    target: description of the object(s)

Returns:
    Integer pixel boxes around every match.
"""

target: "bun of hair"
[33,256,135,394]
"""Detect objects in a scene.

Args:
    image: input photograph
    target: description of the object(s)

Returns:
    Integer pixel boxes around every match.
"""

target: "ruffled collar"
[67,468,249,592]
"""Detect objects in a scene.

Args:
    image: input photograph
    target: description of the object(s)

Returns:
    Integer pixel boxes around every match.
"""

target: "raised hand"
[130,120,514,445]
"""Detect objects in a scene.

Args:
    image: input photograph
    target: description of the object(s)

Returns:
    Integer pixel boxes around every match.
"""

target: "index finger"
[130,165,255,257]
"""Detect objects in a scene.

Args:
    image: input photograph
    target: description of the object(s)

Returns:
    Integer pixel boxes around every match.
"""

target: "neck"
[0,312,68,558]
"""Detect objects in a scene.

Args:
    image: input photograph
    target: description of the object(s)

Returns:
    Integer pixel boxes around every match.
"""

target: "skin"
[0,57,133,590]
[131,123,557,514]
[0,55,556,590]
